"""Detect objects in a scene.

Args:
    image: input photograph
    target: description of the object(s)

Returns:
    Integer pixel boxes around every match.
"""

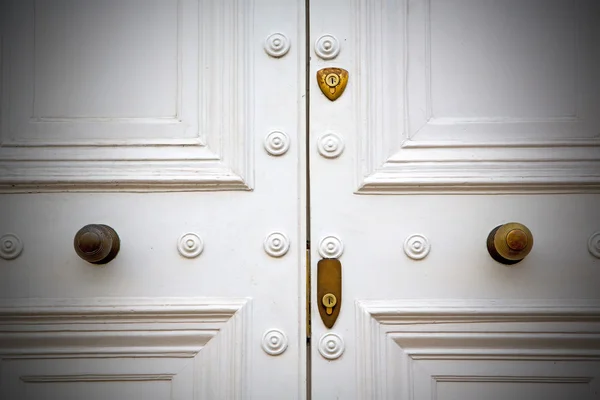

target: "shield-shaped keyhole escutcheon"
[317,68,348,101]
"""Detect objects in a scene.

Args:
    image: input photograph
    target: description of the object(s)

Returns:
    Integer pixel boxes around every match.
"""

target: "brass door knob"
[487,222,533,265]
[74,224,120,264]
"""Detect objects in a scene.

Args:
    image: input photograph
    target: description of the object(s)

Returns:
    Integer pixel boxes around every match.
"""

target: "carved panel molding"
[0,297,252,399]
[354,0,600,193]
[355,299,600,398]
[0,0,254,192]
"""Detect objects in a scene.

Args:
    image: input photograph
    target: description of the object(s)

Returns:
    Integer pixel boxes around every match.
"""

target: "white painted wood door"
[0,1,306,399]
[310,0,600,399]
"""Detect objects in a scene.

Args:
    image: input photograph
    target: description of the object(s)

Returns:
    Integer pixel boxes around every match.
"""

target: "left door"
[0,1,306,399]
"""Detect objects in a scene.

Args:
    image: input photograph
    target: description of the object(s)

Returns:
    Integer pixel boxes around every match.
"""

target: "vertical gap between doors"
[305,0,312,398]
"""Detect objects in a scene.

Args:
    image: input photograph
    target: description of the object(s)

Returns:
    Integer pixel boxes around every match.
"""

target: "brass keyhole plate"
[317,259,342,328]
[317,68,348,101]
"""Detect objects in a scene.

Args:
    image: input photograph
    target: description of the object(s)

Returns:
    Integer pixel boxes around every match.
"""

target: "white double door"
[1,1,600,399]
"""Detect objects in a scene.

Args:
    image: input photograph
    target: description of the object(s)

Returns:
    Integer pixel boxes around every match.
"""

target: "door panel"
[355,300,600,398]
[0,298,250,399]
[0,1,306,399]
[310,0,600,398]
[1,0,254,188]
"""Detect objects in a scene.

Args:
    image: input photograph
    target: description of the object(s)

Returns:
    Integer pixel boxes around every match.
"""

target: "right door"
[310,0,600,398]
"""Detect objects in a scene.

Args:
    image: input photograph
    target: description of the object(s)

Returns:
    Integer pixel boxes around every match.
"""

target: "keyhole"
[322,293,337,315]
[325,73,340,88]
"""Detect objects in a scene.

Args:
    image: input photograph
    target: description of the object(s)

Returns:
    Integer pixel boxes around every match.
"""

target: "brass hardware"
[317,68,348,101]
[306,248,311,339]
[322,293,337,315]
[317,259,342,328]
[487,222,533,265]
[325,73,340,87]
[74,224,120,265]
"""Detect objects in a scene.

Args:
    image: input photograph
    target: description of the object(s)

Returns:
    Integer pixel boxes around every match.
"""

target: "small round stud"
[318,235,343,259]
[264,232,290,258]
[264,130,291,156]
[318,333,344,360]
[403,234,431,260]
[262,329,288,356]
[315,34,341,60]
[177,233,204,259]
[0,233,23,260]
[264,33,290,58]
[317,132,345,159]
[588,231,600,259]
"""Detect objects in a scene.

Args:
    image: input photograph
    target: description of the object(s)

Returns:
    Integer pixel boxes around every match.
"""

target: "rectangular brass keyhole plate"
[317,258,342,328]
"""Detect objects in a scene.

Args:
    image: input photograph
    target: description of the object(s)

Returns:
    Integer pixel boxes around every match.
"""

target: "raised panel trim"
[354,0,600,194]
[0,297,252,399]
[428,374,596,400]
[20,374,175,383]
[431,375,593,384]
[355,299,600,398]
[0,0,254,192]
